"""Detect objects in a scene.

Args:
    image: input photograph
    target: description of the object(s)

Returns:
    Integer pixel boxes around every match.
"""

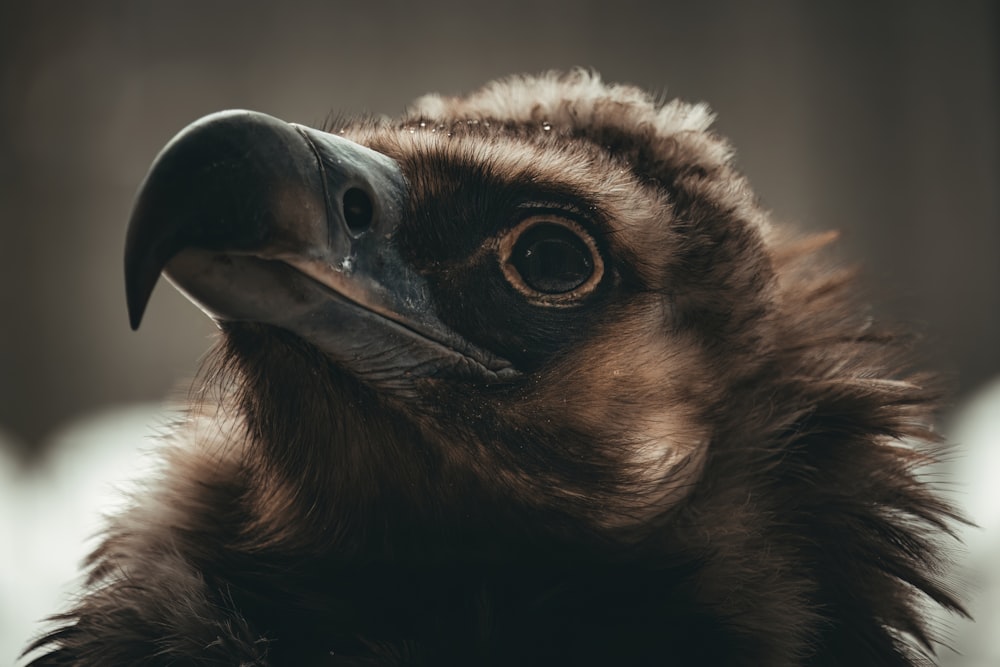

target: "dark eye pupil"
[511,223,594,294]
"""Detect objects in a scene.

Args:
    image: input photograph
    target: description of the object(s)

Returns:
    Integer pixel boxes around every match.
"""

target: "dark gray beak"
[125,110,517,385]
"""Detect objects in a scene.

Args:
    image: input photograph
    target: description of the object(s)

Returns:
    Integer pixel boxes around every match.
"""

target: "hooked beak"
[124,110,517,385]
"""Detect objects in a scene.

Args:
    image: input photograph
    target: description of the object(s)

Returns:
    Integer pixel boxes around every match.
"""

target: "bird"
[24,70,965,666]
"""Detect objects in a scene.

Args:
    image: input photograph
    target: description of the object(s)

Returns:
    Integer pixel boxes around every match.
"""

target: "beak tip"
[125,271,155,331]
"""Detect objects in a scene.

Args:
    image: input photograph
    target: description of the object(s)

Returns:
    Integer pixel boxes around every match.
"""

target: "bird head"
[125,72,765,548]
[124,75,959,653]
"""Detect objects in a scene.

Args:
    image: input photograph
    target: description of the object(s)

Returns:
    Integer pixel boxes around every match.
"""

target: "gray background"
[1,2,997,451]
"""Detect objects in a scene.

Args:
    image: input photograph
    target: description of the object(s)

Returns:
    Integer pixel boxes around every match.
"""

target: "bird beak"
[125,110,516,384]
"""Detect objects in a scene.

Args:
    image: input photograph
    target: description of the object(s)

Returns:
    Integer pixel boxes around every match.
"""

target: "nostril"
[343,187,374,235]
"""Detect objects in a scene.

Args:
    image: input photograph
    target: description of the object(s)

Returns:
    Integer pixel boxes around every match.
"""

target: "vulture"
[26,71,965,666]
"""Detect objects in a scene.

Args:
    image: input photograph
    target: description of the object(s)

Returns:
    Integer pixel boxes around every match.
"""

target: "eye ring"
[498,215,605,305]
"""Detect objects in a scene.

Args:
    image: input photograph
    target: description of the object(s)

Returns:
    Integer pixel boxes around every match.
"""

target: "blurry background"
[1,0,997,664]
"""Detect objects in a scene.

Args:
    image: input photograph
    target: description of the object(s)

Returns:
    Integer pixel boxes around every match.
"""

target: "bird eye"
[512,224,592,293]
[499,216,604,303]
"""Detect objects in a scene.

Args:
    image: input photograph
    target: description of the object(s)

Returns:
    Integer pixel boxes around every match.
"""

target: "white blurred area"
[937,377,1000,666]
[1,384,998,665]
[0,404,171,666]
